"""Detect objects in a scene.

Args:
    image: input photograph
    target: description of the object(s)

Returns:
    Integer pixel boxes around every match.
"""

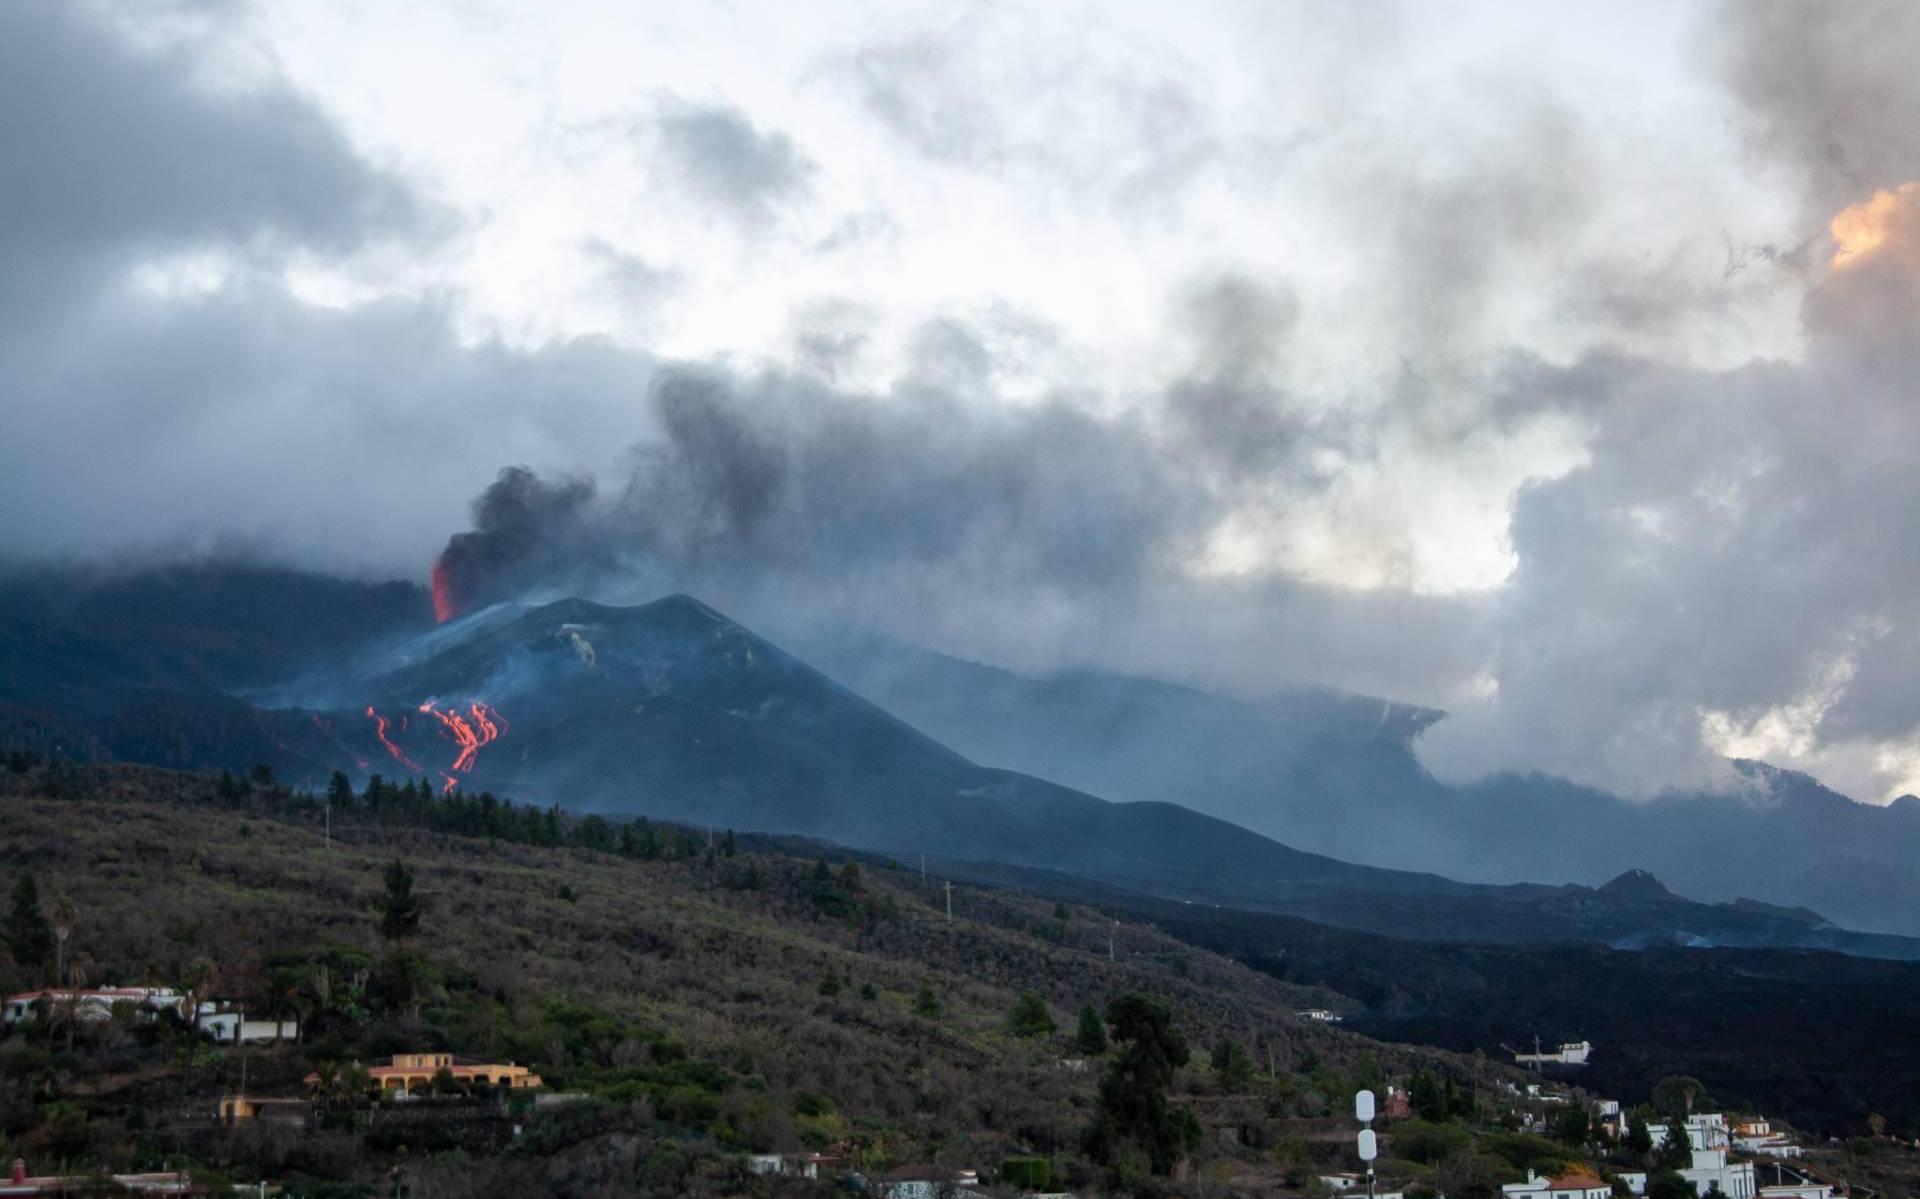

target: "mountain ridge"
[5,565,1920,958]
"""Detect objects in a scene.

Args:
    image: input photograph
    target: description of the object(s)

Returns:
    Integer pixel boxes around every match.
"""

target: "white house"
[745,1153,833,1181]
[1502,1169,1613,1199]
[1739,1137,1802,1160]
[1734,1120,1801,1159]
[196,1004,298,1044]
[1515,1041,1593,1066]
[1296,1009,1344,1024]
[1679,1147,1756,1199]
[874,1166,978,1198]
[1650,1114,1733,1153]
[2,987,186,1027]
[1758,1185,1830,1199]
[1324,1173,1404,1197]
[1616,1172,1649,1194]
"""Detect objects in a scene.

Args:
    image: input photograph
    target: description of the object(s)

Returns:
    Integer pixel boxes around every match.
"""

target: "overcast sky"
[5,0,1920,803]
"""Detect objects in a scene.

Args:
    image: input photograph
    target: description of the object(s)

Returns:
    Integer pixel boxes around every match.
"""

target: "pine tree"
[4,873,54,981]
[1075,1003,1109,1055]
[1083,993,1201,1175]
[1627,1112,1655,1156]
[377,859,422,942]
[1007,990,1056,1038]
[1211,1036,1254,1090]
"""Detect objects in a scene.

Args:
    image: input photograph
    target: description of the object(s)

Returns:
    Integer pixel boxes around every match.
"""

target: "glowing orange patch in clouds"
[1830,181,1920,269]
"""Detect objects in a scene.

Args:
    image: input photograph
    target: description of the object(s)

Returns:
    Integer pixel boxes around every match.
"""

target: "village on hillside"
[0,968,1899,1198]
[3,766,1917,1198]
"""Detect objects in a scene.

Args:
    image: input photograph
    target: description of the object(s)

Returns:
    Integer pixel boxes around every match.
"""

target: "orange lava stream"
[417,700,508,790]
[431,557,456,623]
[365,706,423,772]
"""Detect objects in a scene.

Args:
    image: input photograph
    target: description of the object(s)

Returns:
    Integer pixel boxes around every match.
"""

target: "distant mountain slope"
[807,635,1920,937]
[805,633,1449,870]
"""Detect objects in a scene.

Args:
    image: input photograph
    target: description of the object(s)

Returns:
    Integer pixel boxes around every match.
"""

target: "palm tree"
[50,895,75,989]
[181,956,218,1037]
[309,1059,342,1110]
[52,951,95,1055]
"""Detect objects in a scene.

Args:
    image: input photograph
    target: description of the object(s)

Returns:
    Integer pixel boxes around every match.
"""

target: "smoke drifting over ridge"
[9,0,1920,809]
[430,172,1920,804]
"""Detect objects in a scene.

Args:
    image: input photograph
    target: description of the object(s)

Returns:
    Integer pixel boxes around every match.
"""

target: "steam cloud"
[10,0,1920,813]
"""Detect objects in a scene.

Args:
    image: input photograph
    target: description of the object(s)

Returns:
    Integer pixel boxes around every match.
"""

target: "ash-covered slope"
[807,635,1920,937]
[341,593,1434,896]
[324,594,1920,958]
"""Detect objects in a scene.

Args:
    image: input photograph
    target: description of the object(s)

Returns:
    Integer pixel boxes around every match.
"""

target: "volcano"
[8,569,1920,958]
[341,592,1379,879]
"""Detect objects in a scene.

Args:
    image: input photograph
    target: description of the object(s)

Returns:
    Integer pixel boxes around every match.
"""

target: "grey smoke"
[12,0,1920,821]
[1711,0,1920,216]
[648,97,816,228]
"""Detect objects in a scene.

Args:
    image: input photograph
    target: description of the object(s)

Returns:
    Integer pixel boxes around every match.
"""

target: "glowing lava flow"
[365,706,423,772]
[430,556,456,623]
[418,699,509,790]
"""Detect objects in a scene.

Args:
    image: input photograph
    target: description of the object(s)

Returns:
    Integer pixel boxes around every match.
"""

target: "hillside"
[922,856,1920,1135]
[4,570,1917,960]
[0,761,1502,1196]
[809,635,1920,936]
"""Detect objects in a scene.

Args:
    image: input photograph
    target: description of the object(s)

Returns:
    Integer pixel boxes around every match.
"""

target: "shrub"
[1002,1156,1052,1188]
[1007,990,1056,1038]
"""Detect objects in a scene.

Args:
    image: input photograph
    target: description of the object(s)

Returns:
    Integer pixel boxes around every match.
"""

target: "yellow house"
[372,1053,541,1092]
[219,1095,312,1124]
[306,1053,543,1095]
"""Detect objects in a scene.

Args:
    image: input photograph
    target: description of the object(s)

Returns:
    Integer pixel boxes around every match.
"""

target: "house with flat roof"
[1503,1170,1613,1199]
[306,1052,541,1095]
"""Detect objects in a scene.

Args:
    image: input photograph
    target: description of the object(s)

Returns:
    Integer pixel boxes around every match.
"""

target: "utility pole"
[324,800,331,849]
[943,881,953,922]
[920,853,926,883]
[1109,918,1117,962]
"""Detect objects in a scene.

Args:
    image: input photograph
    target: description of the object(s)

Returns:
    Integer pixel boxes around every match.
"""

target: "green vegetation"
[1002,1155,1052,1188]
[1211,1035,1255,1090]
[5,872,54,982]
[1075,1002,1108,1055]
[1084,993,1203,1175]
[1626,1111,1654,1155]
[1006,989,1056,1038]
[0,760,1532,1197]
[1651,1075,1708,1120]
[376,858,422,942]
